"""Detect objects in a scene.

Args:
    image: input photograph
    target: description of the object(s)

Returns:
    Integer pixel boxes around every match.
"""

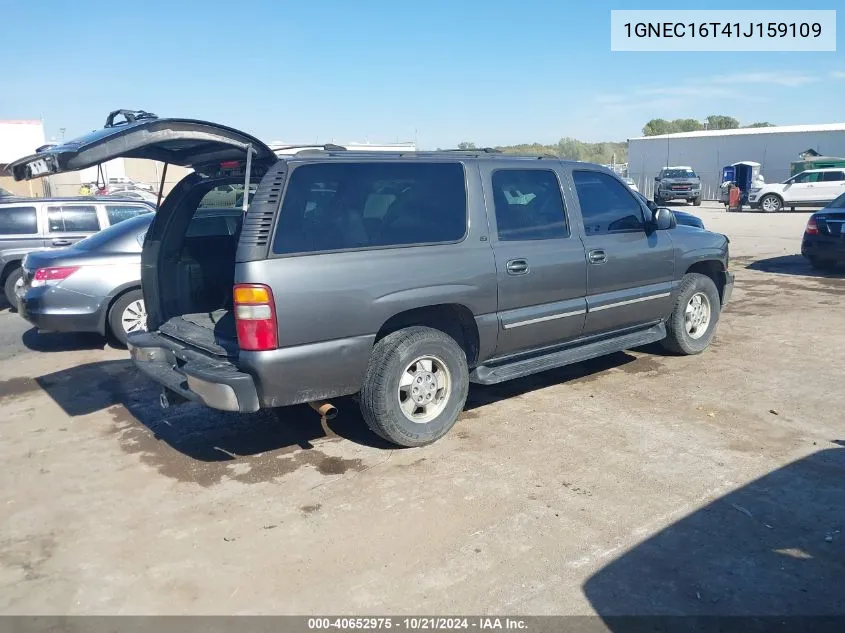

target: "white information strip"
[610,10,836,52]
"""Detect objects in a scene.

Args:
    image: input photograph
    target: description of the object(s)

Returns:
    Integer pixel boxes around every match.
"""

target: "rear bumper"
[722,271,735,306]
[18,288,106,334]
[802,236,845,262]
[127,332,260,413]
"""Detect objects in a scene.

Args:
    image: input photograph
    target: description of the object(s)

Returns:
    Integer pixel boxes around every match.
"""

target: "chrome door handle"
[51,239,72,247]
[588,249,607,264]
[506,259,529,275]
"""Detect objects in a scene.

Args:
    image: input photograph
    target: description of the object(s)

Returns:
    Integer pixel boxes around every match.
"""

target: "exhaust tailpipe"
[308,401,338,420]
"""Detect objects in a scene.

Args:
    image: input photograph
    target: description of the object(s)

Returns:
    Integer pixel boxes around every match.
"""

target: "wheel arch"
[101,284,143,336]
[374,303,480,368]
[684,260,726,304]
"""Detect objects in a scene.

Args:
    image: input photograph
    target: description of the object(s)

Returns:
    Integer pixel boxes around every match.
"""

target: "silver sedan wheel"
[685,292,711,340]
[397,355,451,424]
[121,299,148,334]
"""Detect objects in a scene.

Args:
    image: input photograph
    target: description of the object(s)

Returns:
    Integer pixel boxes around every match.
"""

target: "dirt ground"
[1,203,842,616]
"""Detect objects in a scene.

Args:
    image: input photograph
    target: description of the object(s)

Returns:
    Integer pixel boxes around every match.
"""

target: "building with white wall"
[0,120,46,196]
[628,123,845,200]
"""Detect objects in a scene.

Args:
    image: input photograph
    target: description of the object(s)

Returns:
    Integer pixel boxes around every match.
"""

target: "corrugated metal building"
[628,123,845,200]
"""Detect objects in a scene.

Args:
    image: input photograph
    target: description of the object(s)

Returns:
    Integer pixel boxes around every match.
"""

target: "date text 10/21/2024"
[307,618,528,630]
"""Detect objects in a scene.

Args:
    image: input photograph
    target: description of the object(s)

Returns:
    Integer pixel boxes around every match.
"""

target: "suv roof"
[800,167,845,173]
[663,165,694,171]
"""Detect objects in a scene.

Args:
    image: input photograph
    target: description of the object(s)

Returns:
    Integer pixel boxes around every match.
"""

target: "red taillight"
[31,266,79,287]
[805,217,819,235]
[220,161,240,169]
[233,284,278,351]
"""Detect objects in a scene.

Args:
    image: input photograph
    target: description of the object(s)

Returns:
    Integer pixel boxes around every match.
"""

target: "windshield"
[662,169,697,179]
[72,213,154,253]
[828,192,845,209]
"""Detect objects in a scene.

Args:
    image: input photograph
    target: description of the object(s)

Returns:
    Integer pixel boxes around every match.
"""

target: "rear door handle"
[588,249,607,264]
[51,239,72,247]
[506,259,529,275]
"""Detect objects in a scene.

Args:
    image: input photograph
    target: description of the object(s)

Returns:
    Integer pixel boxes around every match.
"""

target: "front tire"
[3,267,22,308]
[108,289,147,346]
[693,197,702,206]
[662,273,721,355]
[359,326,469,447]
[760,194,783,213]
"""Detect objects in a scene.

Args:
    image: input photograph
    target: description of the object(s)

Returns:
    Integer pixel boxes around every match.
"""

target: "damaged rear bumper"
[127,332,260,413]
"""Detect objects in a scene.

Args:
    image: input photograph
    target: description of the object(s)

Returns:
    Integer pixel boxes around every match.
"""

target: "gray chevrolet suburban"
[10,112,734,447]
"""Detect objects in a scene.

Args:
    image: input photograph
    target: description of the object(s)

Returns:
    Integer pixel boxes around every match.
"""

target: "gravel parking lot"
[1,203,842,616]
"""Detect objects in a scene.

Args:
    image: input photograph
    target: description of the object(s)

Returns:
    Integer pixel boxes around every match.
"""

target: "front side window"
[491,169,568,241]
[791,172,821,184]
[573,171,646,235]
[272,162,467,255]
[0,206,37,235]
[106,205,151,225]
[47,205,99,232]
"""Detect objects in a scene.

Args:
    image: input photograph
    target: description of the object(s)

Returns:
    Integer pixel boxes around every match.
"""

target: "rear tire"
[3,267,22,308]
[359,326,469,447]
[661,273,721,355]
[107,289,147,347]
[809,257,838,272]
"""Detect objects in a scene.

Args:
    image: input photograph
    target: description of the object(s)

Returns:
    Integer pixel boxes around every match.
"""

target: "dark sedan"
[801,192,845,271]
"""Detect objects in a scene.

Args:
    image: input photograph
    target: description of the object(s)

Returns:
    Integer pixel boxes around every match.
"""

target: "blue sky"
[2,0,843,148]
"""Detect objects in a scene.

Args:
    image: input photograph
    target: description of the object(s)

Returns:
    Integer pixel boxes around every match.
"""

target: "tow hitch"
[159,388,188,410]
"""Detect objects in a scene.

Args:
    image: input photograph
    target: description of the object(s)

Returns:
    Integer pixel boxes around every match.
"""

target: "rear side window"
[47,205,100,232]
[0,206,37,235]
[491,169,568,241]
[106,205,151,225]
[573,171,646,235]
[272,162,467,255]
[820,171,845,182]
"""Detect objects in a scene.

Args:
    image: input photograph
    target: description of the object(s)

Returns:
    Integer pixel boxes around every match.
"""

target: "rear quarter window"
[272,162,467,255]
[0,206,38,235]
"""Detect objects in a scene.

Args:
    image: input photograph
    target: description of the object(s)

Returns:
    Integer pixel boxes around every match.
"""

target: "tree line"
[642,115,775,136]
[452,115,776,164]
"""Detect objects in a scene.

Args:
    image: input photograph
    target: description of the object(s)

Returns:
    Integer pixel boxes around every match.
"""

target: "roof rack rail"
[270,143,347,152]
[441,147,503,154]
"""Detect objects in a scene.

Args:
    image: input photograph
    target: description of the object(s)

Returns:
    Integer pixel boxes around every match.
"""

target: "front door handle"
[506,259,529,275]
[51,239,72,247]
[588,249,607,264]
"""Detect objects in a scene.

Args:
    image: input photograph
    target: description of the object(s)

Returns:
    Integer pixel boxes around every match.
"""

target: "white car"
[749,168,845,212]
[622,176,639,193]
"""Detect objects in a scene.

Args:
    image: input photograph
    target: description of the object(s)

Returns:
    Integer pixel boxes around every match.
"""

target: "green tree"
[705,115,740,130]
[673,118,704,133]
[746,122,776,128]
[642,119,676,136]
[457,141,476,150]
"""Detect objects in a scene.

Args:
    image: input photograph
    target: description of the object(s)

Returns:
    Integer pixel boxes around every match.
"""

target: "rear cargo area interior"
[156,180,252,355]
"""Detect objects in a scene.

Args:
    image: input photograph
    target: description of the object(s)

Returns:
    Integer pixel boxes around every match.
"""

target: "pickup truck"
[8,113,734,447]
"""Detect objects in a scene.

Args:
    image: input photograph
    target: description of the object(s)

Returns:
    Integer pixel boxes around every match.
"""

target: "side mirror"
[654,176,660,182]
[653,207,674,230]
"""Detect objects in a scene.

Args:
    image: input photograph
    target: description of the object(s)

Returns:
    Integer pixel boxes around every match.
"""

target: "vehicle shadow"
[33,351,644,460]
[34,359,395,461]
[583,446,845,623]
[744,255,843,279]
[465,352,639,410]
[22,327,108,352]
